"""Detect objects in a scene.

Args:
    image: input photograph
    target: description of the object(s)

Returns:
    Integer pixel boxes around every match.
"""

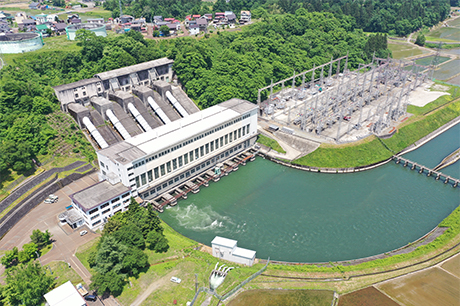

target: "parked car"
[49,194,58,201]
[44,198,53,204]
[84,295,97,301]
[80,230,88,236]
[343,116,351,121]
[170,276,181,284]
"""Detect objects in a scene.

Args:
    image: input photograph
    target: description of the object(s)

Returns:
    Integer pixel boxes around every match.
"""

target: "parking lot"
[0,172,100,284]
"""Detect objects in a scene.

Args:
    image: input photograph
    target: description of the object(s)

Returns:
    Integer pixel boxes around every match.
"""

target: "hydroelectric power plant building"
[54,58,258,230]
[0,33,43,54]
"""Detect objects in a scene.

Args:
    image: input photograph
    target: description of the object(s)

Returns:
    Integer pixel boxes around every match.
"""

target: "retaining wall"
[0,169,95,239]
[0,161,87,214]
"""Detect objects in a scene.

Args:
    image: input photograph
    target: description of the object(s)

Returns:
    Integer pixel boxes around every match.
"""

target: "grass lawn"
[79,9,113,21]
[39,243,53,257]
[2,35,81,65]
[75,237,99,273]
[76,221,264,306]
[294,82,460,168]
[257,134,286,154]
[45,261,85,287]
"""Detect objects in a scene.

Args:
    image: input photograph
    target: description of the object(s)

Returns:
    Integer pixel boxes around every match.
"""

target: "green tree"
[93,236,127,275]
[90,270,125,296]
[122,248,148,277]
[415,33,426,46]
[18,243,38,263]
[113,224,145,249]
[30,229,52,249]
[146,230,169,253]
[1,247,18,268]
[159,25,170,36]
[3,261,54,306]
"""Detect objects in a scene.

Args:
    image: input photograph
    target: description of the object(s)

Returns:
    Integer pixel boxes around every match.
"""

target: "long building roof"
[98,98,256,165]
[94,58,173,81]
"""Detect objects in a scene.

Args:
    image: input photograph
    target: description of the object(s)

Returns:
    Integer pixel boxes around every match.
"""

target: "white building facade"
[69,180,132,229]
[96,98,258,200]
[211,236,256,266]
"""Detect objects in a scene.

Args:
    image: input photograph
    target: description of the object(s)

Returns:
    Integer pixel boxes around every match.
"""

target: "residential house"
[204,13,213,21]
[53,22,67,35]
[166,23,180,33]
[0,21,11,33]
[130,24,142,32]
[240,10,251,23]
[47,14,58,23]
[164,18,175,22]
[36,23,49,35]
[35,13,47,24]
[15,12,27,25]
[189,24,199,35]
[153,16,163,24]
[69,17,81,24]
[196,18,208,32]
[226,13,236,24]
[29,2,40,10]
[87,18,104,24]
[19,19,36,30]
[192,14,201,19]
[120,15,134,24]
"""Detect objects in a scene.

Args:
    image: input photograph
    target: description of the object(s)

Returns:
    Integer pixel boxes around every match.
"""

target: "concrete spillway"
[106,109,131,140]
[147,96,171,124]
[166,91,189,118]
[433,147,460,171]
[127,102,152,132]
[82,117,109,149]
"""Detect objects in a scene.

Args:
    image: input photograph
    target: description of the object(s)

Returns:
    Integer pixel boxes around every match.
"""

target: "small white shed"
[211,236,256,266]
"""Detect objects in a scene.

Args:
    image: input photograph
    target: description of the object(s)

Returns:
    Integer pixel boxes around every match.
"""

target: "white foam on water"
[167,204,232,231]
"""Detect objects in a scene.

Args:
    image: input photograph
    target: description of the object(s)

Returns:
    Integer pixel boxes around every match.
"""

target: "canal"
[161,124,460,263]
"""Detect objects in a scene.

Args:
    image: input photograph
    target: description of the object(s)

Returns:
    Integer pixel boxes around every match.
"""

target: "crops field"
[338,287,399,306]
[227,289,334,306]
[376,267,460,306]
[441,254,460,278]
[388,42,428,59]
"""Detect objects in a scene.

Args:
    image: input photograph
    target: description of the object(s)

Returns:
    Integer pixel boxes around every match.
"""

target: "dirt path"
[130,270,179,306]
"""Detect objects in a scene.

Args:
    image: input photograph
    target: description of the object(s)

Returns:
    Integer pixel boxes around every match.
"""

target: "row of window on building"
[132,124,250,189]
[140,141,248,199]
[132,114,251,169]
[84,192,131,227]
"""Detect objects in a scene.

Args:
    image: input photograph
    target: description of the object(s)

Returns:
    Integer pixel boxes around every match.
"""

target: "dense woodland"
[0,10,389,177]
[103,0,452,36]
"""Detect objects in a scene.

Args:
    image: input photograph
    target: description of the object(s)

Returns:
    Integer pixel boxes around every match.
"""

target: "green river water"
[161,124,460,262]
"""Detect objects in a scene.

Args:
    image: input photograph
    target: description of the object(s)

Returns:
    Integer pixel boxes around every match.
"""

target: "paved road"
[0,172,124,305]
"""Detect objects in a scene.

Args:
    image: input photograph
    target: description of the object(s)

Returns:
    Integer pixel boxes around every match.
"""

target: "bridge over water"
[393,156,460,188]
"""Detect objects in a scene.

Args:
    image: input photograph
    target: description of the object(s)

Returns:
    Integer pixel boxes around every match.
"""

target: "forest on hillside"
[0,10,389,177]
[103,0,452,36]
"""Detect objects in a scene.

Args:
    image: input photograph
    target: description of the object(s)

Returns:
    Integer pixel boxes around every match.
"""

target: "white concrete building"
[96,98,258,201]
[44,281,86,306]
[211,236,256,266]
[69,180,132,229]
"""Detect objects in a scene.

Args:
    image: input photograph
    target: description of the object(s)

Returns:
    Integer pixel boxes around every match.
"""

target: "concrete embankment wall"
[0,169,95,239]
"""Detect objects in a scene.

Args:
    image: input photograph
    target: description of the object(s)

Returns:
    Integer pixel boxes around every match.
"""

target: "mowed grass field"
[227,289,334,306]
[376,267,460,306]
[338,287,399,306]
